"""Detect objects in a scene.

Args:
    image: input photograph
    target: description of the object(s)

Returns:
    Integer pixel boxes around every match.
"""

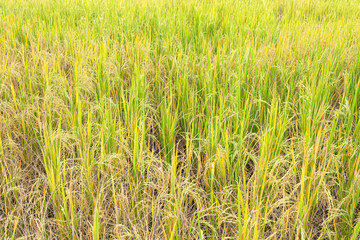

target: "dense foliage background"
[1,0,360,239]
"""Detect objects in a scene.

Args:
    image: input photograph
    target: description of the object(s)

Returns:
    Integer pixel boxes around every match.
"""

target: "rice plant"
[1,0,360,239]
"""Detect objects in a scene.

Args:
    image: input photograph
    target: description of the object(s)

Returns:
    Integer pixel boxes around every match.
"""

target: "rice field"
[1,0,360,239]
